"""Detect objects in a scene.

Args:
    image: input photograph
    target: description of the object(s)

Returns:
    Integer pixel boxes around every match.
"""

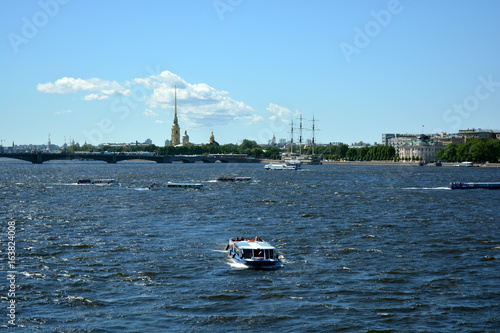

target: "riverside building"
[398,135,444,162]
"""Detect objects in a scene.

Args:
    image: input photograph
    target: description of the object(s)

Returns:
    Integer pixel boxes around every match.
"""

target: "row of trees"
[436,138,500,163]
[311,144,396,161]
[64,140,267,158]
[65,141,398,161]
[64,138,500,163]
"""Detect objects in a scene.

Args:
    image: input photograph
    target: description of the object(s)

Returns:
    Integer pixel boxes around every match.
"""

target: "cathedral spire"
[170,85,181,146]
[173,85,178,125]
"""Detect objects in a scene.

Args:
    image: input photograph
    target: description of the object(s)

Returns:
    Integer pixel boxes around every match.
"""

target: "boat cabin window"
[242,249,252,259]
[265,249,274,259]
[254,250,264,258]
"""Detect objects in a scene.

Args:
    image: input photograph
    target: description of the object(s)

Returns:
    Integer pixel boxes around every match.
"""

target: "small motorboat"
[226,237,281,269]
[77,178,117,185]
[148,182,204,190]
[217,176,251,182]
[93,179,117,185]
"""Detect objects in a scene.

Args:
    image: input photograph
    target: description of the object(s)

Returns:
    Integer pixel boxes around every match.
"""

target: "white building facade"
[399,135,444,161]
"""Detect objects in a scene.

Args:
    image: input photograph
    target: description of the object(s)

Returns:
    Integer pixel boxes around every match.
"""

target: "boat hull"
[450,182,500,190]
[217,177,251,182]
[149,182,204,190]
[93,179,117,185]
[264,163,300,170]
[77,178,118,185]
[227,238,281,269]
[232,256,280,269]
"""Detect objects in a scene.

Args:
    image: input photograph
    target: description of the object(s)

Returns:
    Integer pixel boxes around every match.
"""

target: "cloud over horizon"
[38,71,265,129]
[134,71,262,128]
[37,77,131,99]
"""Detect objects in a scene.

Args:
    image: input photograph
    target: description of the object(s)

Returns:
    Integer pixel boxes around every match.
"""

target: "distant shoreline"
[1,157,499,167]
[260,159,500,167]
[322,161,500,167]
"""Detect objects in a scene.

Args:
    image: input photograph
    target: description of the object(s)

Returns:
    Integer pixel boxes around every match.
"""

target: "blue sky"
[1,0,499,147]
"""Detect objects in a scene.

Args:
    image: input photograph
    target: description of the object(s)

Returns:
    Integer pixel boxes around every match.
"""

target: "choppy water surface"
[1,161,499,332]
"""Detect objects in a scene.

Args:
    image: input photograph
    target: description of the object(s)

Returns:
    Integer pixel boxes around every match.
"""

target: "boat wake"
[227,260,250,269]
[402,187,451,190]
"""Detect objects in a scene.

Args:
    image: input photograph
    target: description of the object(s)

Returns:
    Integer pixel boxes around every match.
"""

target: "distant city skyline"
[2,1,500,147]
[4,127,498,151]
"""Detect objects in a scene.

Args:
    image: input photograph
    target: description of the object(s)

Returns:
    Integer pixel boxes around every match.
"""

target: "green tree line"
[64,139,500,163]
[63,139,268,158]
[312,144,396,161]
[436,138,500,163]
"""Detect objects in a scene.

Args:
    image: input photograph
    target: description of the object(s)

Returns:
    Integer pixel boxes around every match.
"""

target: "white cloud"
[38,70,262,128]
[136,70,258,128]
[266,103,297,121]
[55,109,72,115]
[144,109,159,117]
[155,120,165,124]
[83,93,109,101]
[267,103,300,128]
[37,77,130,97]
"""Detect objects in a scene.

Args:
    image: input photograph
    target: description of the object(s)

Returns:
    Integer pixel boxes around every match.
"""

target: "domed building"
[399,135,444,162]
[206,131,219,146]
[182,130,191,146]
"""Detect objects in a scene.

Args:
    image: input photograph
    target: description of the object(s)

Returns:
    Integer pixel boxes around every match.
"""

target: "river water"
[1,161,499,332]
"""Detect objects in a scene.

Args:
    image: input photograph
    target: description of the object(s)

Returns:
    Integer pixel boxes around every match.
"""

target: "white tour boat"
[454,161,473,167]
[264,159,301,170]
[226,237,281,269]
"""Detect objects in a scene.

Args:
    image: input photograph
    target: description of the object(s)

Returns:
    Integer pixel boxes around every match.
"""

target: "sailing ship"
[281,115,320,165]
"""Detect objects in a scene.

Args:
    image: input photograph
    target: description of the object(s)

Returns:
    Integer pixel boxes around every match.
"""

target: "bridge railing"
[0,152,261,164]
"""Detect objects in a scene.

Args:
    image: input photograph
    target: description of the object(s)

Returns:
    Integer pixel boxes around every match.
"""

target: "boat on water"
[148,182,204,190]
[226,237,281,269]
[450,182,500,190]
[264,160,301,170]
[93,179,117,185]
[77,178,117,185]
[454,161,473,167]
[217,176,251,182]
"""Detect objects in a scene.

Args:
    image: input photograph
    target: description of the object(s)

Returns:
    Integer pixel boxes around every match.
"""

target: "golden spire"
[170,85,181,146]
[173,85,178,125]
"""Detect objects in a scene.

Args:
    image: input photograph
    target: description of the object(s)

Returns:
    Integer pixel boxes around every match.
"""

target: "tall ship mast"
[281,114,320,165]
[299,114,304,156]
[311,116,316,156]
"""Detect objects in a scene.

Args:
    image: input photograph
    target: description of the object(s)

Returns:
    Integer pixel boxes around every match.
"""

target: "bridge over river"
[0,152,261,164]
